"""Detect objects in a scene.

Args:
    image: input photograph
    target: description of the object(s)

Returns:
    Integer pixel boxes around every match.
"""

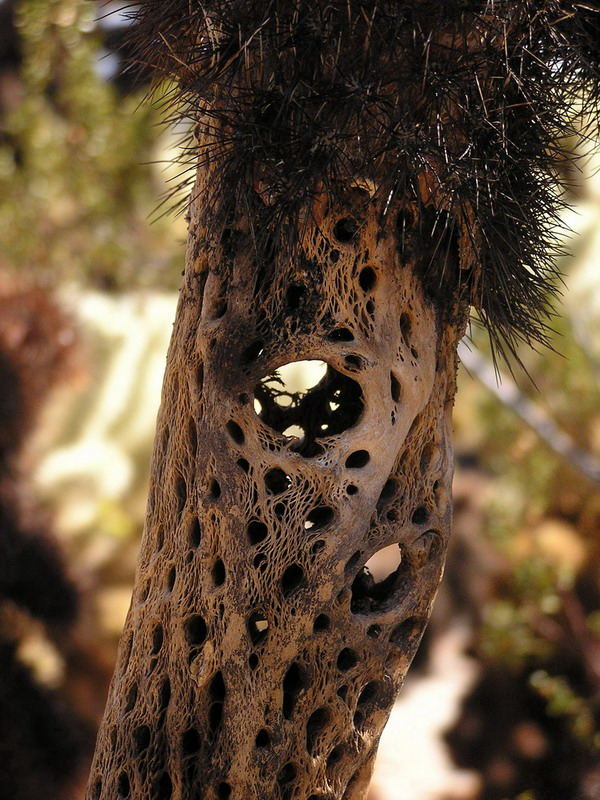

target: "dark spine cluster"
[124,0,599,357]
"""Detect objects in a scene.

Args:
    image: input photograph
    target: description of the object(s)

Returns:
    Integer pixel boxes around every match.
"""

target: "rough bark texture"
[86,152,466,800]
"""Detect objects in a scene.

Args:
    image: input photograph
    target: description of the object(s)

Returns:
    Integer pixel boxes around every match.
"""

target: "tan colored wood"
[86,164,466,799]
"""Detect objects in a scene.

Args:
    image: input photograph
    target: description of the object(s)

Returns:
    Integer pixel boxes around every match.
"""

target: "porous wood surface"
[86,172,465,799]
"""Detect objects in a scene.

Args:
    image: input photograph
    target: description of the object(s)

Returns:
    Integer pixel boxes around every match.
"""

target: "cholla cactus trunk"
[87,149,466,800]
[87,1,600,798]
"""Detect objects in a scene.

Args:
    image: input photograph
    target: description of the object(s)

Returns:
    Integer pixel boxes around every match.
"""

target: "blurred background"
[0,2,598,799]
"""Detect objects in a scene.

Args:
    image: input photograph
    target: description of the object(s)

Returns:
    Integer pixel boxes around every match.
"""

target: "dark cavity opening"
[306,708,330,755]
[189,518,201,547]
[278,763,297,785]
[357,681,380,707]
[185,615,207,646]
[125,684,138,713]
[378,479,397,505]
[337,648,359,671]
[400,312,412,343]
[333,217,359,243]
[253,552,267,570]
[389,616,422,646]
[254,361,363,458]
[209,478,221,500]
[182,727,201,755]
[313,614,330,633]
[155,772,172,800]
[159,679,171,711]
[247,519,268,545]
[311,539,325,555]
[247,611,269,645]
[117,772,130,798]
[326,745,345,773]
[133,724,151,754]
[212,557,226,586]
[281,564,305,597]
[327,327,354,342]
[286,283,306,310]
[390,373,401,403]
[175,475,187,513]
[226,420,245,444]
[217,783,232,800]
[255,729,270,748]
[350,544,407,614]
[241,340,264,364]
[151,624,164,655]
[358,266,377,292]
[344,354,362,370]
[264,467,291,494]
[412,506,429,525]
[283,662,309,719]
[345,450,370,468]
[209,672,226,738]
[305,506,334,531]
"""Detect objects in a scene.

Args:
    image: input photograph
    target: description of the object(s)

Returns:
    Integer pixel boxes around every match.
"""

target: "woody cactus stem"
[87,1,600,797]
[86,159,465,799]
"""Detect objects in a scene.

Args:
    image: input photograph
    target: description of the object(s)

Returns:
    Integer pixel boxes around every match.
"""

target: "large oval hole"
[254,361,363,457]
[350,544,407,614]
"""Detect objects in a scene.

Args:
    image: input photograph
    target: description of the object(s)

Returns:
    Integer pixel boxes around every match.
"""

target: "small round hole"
[286,284,306,310]
[184,615,207,647]
[248,611,269,645]
[117,772,130,798]
[226,420,245,444]
[344,354,362,370]
[212,558,226,586]
[412,506,429,525]
[217,783,232,800]
[345,450,370,469]
[256,729,270,748]
[327,327,354,342]
[133,725,151,754]
[264,468,290,495]
[358,266,377,292]
[337,648,359,671]
[247,520,268,545]
[182,728,201,755]
[253,552,267,570]
[304,506,334,530]
[241,340,264,364]
[313,614,330,632]
[281,564,305,597]
[334,218,359,243]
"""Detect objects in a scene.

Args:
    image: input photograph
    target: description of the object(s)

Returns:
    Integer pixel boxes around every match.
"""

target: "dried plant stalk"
[86,158,466,799]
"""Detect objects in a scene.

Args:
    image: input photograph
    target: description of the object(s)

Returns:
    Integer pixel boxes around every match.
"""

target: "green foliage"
[0,0,183,289]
